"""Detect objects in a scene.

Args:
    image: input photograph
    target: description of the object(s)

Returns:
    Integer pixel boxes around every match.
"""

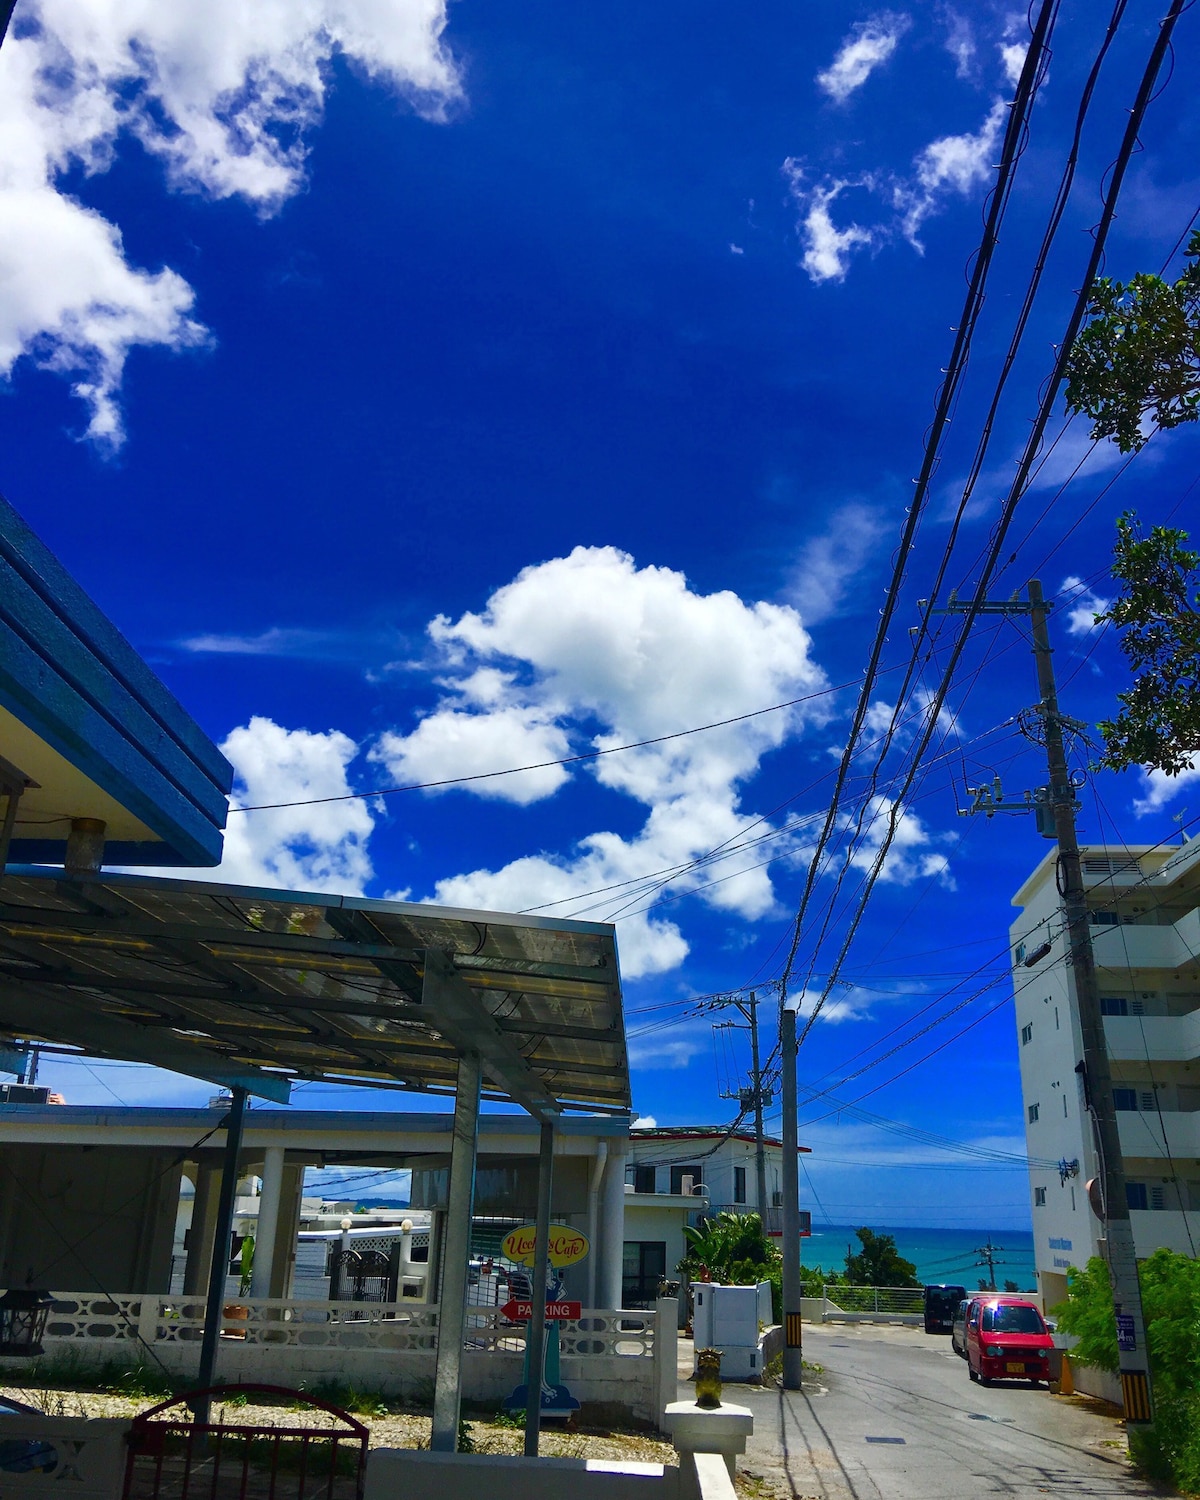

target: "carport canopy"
[0,867,630,1452]
[0,867,629,1116]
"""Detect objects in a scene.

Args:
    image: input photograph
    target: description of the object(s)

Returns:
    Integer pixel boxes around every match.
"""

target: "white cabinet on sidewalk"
[691,1282,764,1380]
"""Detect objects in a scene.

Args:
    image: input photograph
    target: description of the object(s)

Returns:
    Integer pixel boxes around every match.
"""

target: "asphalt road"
[725,1322,1160,1500]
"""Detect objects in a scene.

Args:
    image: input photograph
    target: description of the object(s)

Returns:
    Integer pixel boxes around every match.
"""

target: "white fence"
[14,1293,677,1424]
[820,1286,924,1323]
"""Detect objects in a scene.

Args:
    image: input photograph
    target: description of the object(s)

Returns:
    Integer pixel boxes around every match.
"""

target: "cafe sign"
[501,1223,590,1268]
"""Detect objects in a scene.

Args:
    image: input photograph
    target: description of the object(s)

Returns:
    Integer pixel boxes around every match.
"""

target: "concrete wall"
[366,1450,678,1500]
[0,1144,180,1293]
[0,1414,128,1499]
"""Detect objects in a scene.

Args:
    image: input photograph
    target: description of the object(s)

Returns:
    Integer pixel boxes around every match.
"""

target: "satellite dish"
[1086,1177,1105,1220]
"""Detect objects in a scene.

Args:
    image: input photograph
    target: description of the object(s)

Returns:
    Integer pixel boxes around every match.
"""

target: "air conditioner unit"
[772,1190,783,1208]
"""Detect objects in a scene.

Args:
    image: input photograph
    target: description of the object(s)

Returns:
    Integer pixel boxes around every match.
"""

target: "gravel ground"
[0,1384,675,1465]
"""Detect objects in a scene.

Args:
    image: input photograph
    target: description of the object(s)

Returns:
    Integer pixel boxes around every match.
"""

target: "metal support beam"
[431,1052,482,1453]
[194,1088,248,1423]
[422,949,559,1121]
[780,1003,803,1390]
[524,1120,555,1457]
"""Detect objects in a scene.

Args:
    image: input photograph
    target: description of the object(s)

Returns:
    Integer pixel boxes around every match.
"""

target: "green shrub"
[1054,1249,1200,1490]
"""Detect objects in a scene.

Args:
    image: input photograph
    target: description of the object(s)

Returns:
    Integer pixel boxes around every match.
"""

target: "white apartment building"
[1011,839,1200,1307]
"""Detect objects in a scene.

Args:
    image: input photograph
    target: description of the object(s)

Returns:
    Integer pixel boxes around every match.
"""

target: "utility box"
[692,1283,762,1381]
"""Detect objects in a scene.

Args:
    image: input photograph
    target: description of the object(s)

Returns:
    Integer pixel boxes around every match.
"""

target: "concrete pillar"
[183,1159,222,1297]
[249,1146,286,1299]
[586,1140,608,1308]
[597,1135,628,1309]
[430,1052,482,1452]
[268,1164,305,1298]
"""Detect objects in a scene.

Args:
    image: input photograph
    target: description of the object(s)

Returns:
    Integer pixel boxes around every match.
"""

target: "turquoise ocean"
[802,1224,1037,1291]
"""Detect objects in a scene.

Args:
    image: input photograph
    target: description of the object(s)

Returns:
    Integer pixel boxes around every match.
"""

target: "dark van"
[924,1283,968,1334]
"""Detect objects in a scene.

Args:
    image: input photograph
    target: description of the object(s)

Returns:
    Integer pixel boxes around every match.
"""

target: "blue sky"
[3,1,1199,1229]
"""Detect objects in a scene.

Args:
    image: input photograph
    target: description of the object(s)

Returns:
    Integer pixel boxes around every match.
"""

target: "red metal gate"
[121,1384,369,1500]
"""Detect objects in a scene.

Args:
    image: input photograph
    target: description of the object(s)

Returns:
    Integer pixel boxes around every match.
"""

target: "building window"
[628,1164,656,1194]
[622,1241,666,1308]
[1113,1088,1138,1111]
[733,1166,747,1204]
[1034,1187,1046,1207]
[1089,910,1119,926]
[670,1164,704,1196]
[1126,1182,1148,1211]
[1021,1023,1033,1045]
[1150,1184,1166,1211]
[1101,996,1129,1016]
[1140,1090,1156,1111]
[1028,1103,1039,1123]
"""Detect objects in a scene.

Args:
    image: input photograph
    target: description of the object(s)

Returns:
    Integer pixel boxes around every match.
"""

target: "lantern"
[0,1288,54,1356]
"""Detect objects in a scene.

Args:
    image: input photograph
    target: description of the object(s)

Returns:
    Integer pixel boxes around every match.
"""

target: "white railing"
[42,1293,653,1359]
[821,1285,924,1319]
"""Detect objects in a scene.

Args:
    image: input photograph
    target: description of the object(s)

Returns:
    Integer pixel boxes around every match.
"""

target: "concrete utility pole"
[780,1002,803,1389]
[975,1239,1004,1291]
[946,579,1154,1426]
[712,990,773,1221]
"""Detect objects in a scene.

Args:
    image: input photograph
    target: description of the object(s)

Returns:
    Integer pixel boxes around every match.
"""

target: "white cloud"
[204,716,375,894]
[382,546,829,978]
[787,93,1007,281]
[0,0,460,444]
[1060,576,1111,637]
[897,99,1006,247]
[784,166,876,284]
[181,627,341,657]
[632,1114,658,1129]
[816,13,911,103]
[848,794,957,888]
[940,8,976,77]
[1132,757,1200,816]
[999,41,1027,88]
[785,503,885,624]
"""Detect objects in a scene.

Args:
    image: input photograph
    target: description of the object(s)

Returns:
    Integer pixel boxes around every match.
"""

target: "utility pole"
[975,1239,1005,1290]
[712,990,772,1222]
[780,1001,803,1389]
[946,579,1155,1426]
[748,992,768,1225]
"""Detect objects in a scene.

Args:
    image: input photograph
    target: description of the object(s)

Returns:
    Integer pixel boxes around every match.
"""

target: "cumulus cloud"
[380,546,829,977]
[203,716,375,894]
[816,13,911,103]
[1132,758,1200,817]
[848,794,957,888]
[786,503,886,623]
[0,0,459,444]
[1060,576,1111,637]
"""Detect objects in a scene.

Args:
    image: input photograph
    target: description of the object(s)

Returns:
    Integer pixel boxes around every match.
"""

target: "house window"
[1150,1184,1166,1211]
[1089,911,1119,926]
[622,1241,666,1308]
[1126,1182,1148,1211]
[628,1164,656,1194]
[1034,1187,1046,1207]
[670,1164,704,1196]
[1101,997,1129,1016]
[733,1166,747,1204]
[1140,1090,1156,1112]
[1113,1088,1138,1111]
[1028,1103,1039,1123]
[1021,1023,1033,1045]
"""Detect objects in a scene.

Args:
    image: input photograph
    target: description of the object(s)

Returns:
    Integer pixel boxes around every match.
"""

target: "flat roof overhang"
[0,492,232,867]
[0,869,630,1118]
